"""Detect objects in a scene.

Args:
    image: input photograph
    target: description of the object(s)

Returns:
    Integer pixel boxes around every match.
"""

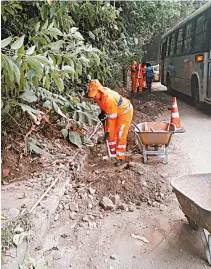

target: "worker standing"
[131,61,137,98]
[88,79,133,167]
[136,61,146,93]
[145,63,154,94]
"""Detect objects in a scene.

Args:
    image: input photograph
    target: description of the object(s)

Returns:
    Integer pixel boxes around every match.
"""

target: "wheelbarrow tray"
[171,173,211,233]
[135,122,176,146]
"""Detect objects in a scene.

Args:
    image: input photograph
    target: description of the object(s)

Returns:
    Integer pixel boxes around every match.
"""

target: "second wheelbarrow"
[134,121,176,164]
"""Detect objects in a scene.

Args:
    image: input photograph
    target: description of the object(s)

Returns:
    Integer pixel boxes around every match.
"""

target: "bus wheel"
[167,75,172,94]
[191,77,201,108]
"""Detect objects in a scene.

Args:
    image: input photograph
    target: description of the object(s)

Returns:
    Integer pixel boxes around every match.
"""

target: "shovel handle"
[105,139,112,158]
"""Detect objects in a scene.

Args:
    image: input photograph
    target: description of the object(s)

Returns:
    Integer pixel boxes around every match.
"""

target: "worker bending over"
[136,61,146,93]
[88,80,133,167]
[131,61,137,97]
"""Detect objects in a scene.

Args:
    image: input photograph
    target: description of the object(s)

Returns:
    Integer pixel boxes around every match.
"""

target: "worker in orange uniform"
[88,79,133,167]
[136,61,146,93]
[131,61,137,98]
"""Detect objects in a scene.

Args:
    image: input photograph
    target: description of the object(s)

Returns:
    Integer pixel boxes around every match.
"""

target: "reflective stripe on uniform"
[110,148,116,152]
[117,144,126,149]
[109,141,116,146]
[118,124,125,139]
[122,104,131,115]
[116,151,126,156]
[171,112,179,118]
[172,103,177,108]
[107,113,117,119]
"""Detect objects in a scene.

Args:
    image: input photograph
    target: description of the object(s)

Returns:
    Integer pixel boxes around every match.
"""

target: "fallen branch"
[88,121,102,140]
[28,172,65,214]
[28,151,79,214]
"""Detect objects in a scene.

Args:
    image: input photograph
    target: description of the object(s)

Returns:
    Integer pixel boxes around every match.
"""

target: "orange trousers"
[137,77,144,92]
[131,74,137,92]
[108,106,133,160]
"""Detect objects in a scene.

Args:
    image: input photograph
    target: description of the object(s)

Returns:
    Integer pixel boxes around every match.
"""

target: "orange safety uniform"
[131,61,137,93]
[136,63,146,92]
[88,80,133,160]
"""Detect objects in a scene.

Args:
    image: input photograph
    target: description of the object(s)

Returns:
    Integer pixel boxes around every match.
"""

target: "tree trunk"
[122,67,128,89]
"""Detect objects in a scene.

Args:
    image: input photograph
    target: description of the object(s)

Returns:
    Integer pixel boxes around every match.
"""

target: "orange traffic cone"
[170,97,185,133]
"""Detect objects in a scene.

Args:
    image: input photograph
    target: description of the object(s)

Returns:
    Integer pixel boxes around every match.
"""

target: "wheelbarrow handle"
[132,121,141,133]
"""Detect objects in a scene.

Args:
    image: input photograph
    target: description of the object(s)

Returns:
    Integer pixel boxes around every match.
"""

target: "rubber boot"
[115,159,123,167]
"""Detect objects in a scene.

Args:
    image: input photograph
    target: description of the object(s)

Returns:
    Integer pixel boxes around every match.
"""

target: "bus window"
[194,14,206,52]
[176,28,184,55]
[170,33,176,56]
[166,37,170,57]
[184,22,193,53]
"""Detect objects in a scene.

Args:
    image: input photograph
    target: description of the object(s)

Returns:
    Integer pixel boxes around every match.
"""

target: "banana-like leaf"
[73,110,98,125]
[20,90,38,103]
[68,131,82,147]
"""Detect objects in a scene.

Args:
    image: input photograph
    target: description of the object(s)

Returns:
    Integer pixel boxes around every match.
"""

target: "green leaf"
[42,19,48,30]
[1,36,13,48]
[11,35,25,50]
[72,110,98,125]
[32,55,50,65]
[62,65,75,73]
[52,102,67,118]
[51,73,64,92]
[70,27,79,34]
[68,131,82,148]
[12,61,21,84]
[50,40,64,52]
[72,31,84,41]
[27,56,43,76]
[35,21,40,33]
[20,90,38,103]
[89,31,95,40]
[26,45,36,55]
[61,129,68,139]
[49,27,63,36]
[28,138,50,156]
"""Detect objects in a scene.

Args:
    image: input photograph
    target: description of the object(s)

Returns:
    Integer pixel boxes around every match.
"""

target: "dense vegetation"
[1,0,205,147]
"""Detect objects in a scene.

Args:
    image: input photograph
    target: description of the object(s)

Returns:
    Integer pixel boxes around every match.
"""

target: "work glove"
[104,132,109,142]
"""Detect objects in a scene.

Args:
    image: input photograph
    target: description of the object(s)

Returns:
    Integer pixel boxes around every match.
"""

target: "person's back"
[145,63,154,93]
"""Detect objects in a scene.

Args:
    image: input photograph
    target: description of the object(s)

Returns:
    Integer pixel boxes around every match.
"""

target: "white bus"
[160,2,211,107]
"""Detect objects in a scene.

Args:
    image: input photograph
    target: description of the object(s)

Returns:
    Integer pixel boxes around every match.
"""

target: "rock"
[53,251,62,260]
[89,221,97,229]
[99,214,104,219]
[110,195,121,206]
[88,187,96,195]
[128,205,134,212]
[118,203,128,211]
[99,197,115,210]
[59,204,63,210]
[64,190,68,195]
[82,216,89,222]
[161,173,168,179]
[69,202,79,212]
[110,254,117,260]
[8,208,20,219]
[69,212,76,220]
[89,215,95,221]
[152,201,160,207]
[64,204,69,210]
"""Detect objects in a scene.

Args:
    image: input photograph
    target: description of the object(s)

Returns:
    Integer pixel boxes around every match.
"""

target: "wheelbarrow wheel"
[185,215,198,230]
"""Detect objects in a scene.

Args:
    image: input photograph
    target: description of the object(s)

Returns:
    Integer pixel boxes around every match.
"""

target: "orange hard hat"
[88,79,102,97]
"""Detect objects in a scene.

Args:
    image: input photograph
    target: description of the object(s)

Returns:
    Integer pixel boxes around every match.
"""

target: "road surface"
[22,84,211,269]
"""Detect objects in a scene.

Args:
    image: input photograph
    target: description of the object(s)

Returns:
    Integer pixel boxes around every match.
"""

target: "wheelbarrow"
[171,173,211,265]
[134,122,176,164]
